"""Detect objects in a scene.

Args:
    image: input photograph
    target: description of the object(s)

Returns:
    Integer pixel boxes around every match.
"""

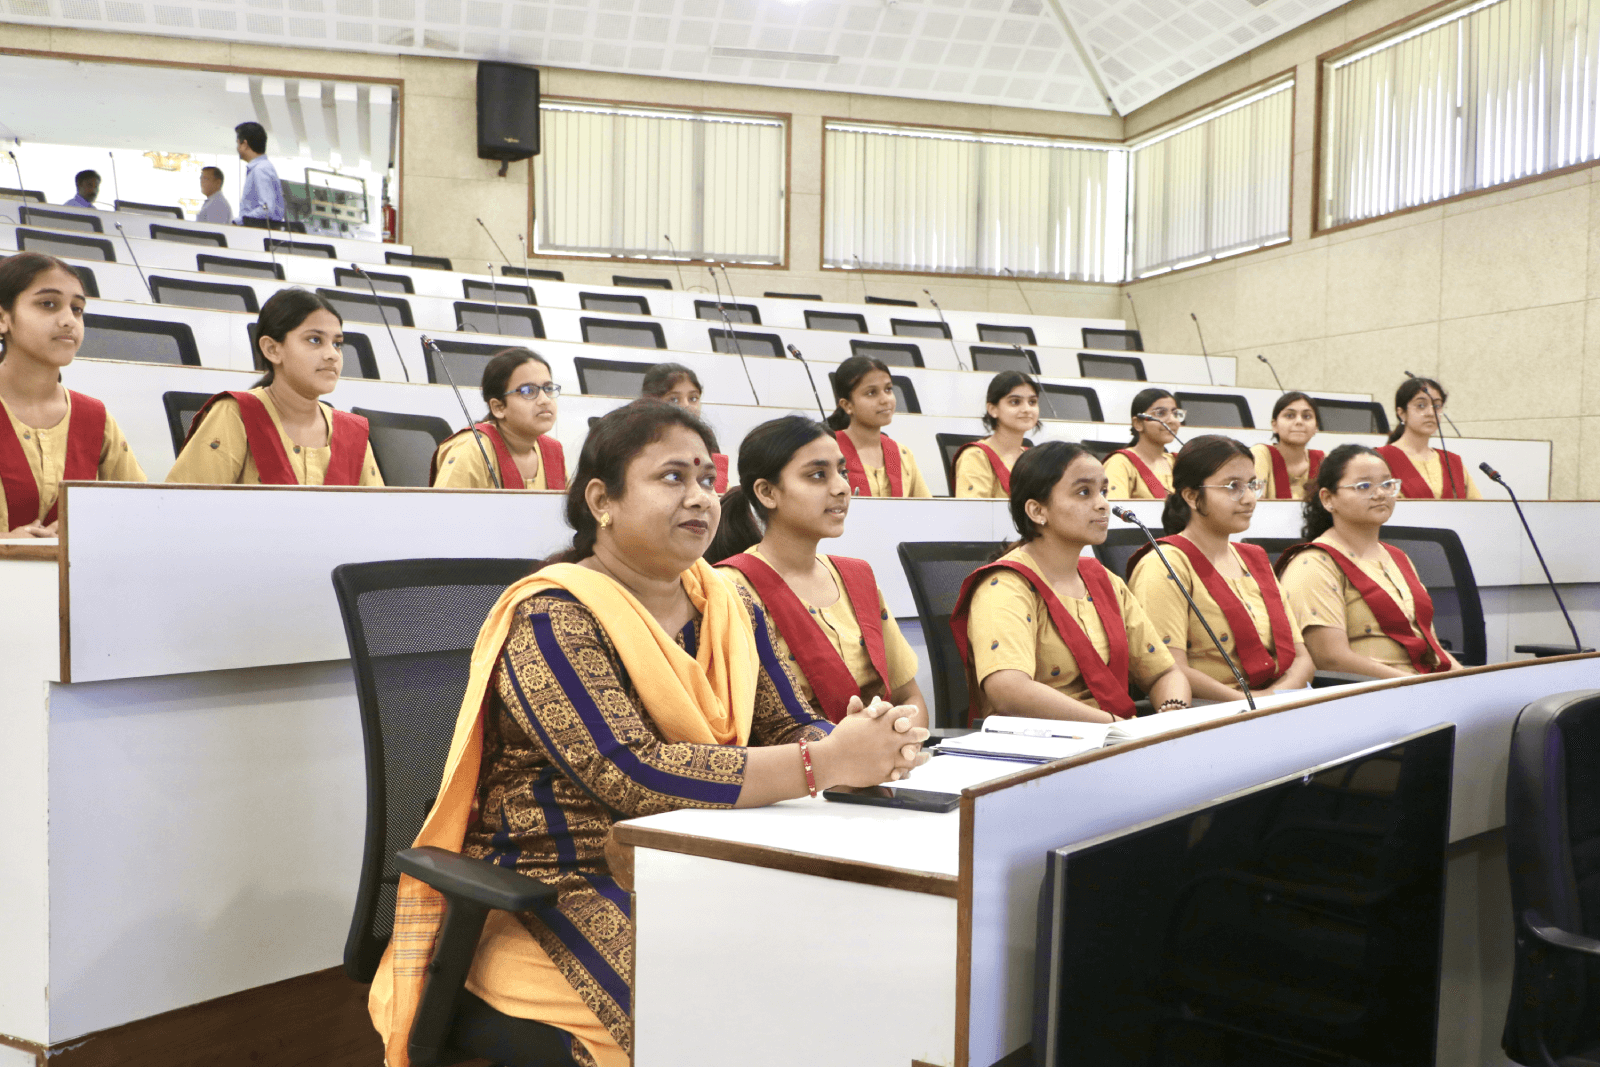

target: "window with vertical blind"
[822,123,1126,282]
[1128,79,1294,279]
[534,102,786,264]
[1322,0,1600,229]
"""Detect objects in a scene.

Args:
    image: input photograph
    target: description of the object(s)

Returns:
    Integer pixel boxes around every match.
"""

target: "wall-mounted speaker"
[477,61,540,173]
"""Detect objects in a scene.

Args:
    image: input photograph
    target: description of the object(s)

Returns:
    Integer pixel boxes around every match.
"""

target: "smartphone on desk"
[822,785,961,813]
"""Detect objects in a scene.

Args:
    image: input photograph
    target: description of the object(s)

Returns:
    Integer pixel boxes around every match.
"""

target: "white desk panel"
[4,208,403,262]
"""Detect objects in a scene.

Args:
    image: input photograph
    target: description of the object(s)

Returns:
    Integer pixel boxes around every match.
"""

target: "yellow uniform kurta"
[431,429,550,490]
[861,438,932,498]
[1104,450,1174,500]
[953,444,1013,499]
[0,392,146,531]
[717,548,920,719]
[1391,447,1482,500]
[1277,532,1448,675]
[165,386,383,485]
[1127,541,1303,688]
[967,546,1175,709]
[1251,443,1316,503]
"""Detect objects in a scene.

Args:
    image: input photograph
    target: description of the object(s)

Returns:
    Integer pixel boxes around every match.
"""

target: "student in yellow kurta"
[1127,435,1314,701]
[0,252,144,536]
[1251,391,1323,502]
[950,441,1190,724]
[640,362,729,492]
[1104,387,1180,500]
[430,348,566,491]
[825,354,931,498]
[1376,377,1480,500]
[1276,444,1462,678]
[167,288,382,486]
[708,414,927,726]
[953,370,1037,498]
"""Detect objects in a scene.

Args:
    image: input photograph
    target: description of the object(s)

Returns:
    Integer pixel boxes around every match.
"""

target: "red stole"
[836,430,903,497]
[1265,445,1323,500]
[430,424,566,490]
[953,441,1021,494]
[1276,540,1450,674]
[719,553,891,723]
[712,453,729,494]
[950,556,1136,723]
[1113,449,1169,499]
[1376,444,1467,500]
[183,390,369,485]
[0,390,105,531]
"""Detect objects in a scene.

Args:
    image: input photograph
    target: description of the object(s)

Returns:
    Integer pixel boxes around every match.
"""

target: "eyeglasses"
[1198,479,1265,501]
[1143,408,1187,423]
[1337,479,1402,497]
[503,382,562,399]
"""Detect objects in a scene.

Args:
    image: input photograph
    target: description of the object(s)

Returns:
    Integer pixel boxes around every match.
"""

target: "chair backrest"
[580,292,650,316]
[850,338,924,368]
[1080,438,1125,462]
[424,342,503,389]
[162,390,215,455]
[198,253,284,280]
[335,266,414,294]
[83,314,201,367]
[694,300,760,325]
[978,323,1037,346]
[340,331,380,380]
[454,302,545,339]
[935,433,982,496]
[1078,352,1146,380]
[502,265,565,281]
[151,275,259,313]
[970,346,1038,375]
[69,265,100,299]
[1082,327,1143,351]
[0,187,45,203]
[316,288,416,329]
[386,251,452,270]
[1094,528,1159,581]
[1039,383,1103,423]
[1377,524,1486,666]
[331,557,541,982]
[1503,690,1600,1063]
[354,407,454,486]
[17,227,115,262]
[1240,536,1298,567]
[709,329,784,359]
[897,541,1003,728]
[114,199,183,218]
[575,356,652,397]
[266,238,336,259]
[865,295,917,306]
[462,279,534,305]
[20,205,101,232]
[150,223,226,247]
[805,309,868,333]
[765,291,822,300]
[579,317,666,350]
[1175,391,1255,429]
[826,371,920,414]
[1313,397,1391,435]
[891,318,949,339]
[240,216,308,233]
[613,274,671,289]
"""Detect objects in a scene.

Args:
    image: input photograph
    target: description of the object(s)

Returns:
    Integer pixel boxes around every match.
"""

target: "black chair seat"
[898,541,1004,728]
[445,990,580,1067]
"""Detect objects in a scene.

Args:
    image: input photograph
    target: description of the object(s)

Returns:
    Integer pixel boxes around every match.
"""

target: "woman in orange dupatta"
[369,400,929,1067]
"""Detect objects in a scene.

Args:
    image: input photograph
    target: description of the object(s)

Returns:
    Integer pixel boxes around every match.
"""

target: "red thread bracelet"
[798,738,818,797]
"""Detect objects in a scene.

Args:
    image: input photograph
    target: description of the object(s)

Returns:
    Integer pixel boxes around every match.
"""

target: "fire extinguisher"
[382,198,397,244]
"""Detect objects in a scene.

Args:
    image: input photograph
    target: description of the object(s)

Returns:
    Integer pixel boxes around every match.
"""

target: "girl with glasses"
[1126,436,1313,701]
[1376,377,1479,500]
[1276,444,1459,677]
[953,370,1039,498]
[430,348,566,490]
[1252,391,1324,501]
[1106,387,1180,500]
[825,355,931,498]
[640,362,727,492]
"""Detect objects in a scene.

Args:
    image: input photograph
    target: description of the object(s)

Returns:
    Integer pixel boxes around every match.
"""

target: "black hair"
[825,354,892,432]
[252,287,342,387]
[0,253,85,362]
[1387,377,1447,443]
[641,362,702,399]
[981,370,1040,432]
[1269,391,1319,443]
[235,121,268,154]
[480,347,552,421]
[74,169,101,189]
[1003,440,1095,551]
[546,398,721,567]
[706,414,831,562]
[1162,434,1255,532]
[1301,443,1385,540]
[1127,386,1176,445]
[201,166,225,184]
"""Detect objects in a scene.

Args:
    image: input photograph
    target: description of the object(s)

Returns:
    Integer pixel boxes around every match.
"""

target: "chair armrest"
[1311,670,1381,688]
[396,846,556,912]
[1525,909,1600,958]
[1514,644,1593,659]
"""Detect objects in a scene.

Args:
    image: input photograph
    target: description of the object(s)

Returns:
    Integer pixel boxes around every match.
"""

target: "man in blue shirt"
[233,121,285,224]
[64,170,99,210]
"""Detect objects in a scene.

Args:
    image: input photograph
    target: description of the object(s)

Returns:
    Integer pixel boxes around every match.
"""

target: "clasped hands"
[829,694,931,784]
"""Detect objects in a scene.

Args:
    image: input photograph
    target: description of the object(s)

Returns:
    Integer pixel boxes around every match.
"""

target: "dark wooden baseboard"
[40,966,383,1067]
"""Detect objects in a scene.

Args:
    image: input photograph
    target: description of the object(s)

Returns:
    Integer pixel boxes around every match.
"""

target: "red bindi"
[692,457,701,465]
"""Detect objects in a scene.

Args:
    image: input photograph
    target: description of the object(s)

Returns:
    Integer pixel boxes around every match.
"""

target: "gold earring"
[598,512,612,529]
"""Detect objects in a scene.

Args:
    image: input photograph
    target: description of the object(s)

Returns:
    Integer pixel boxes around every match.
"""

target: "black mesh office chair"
[978,324,1037,346]
[1314,398,1391,435]
[898,541,1003,728]
[935,433,1034,497]
[1039,384,1103,423]
[17,227,115,262]
[198,253,284,280]
[1096,528,1158,581]
[162,390,214,455]
[579,292,650,316]
[317,288,417,329]
[463,280,534,305]
[1082,327,1143,351]
[709,330,784,358]
[331,558,579,1067]
[336,266,414,294]
[850,339,923,368]
[865,295,917,307]
[1503,690,1600,1067]
[1175,391,1255,429]
[355,408,453,487]
[826,371,920,414]
[150,223,226,247]
[113,199,183,218]
[151,275,259,313]
[83,314,201,366]
[970,346,1039,375]
[387,251,453,271]
[340,332,381,380]
[503,266,565,281]
[805,310,867,333]
[455,303,545,339]
[1078,352,1147,380]
[579,317,665,350]
[426,345,498,390]
[575,357,651,397]
[694,300,760,325]
[266,238,337,259]
[613,275,671,290]
[765,291,822,301]
[19,205,101,232]
[891,318,949,339]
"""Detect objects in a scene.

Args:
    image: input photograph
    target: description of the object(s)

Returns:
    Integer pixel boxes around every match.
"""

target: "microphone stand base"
[1514,644,1595,658]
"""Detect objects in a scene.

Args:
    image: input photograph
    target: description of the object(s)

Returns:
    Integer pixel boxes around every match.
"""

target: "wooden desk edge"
[0,542,58,561]
[612,823,959,898]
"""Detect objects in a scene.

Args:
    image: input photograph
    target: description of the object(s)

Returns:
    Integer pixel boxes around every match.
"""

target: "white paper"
[1104,689,1309,745]
[937,727,1108,763]
[887,753,1032,794]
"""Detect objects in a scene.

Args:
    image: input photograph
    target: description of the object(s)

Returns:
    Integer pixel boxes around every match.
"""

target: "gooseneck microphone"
[1481,461,1586,655]
[350,262,411,382]
[113,222,153,300]
[6,149,23,199]
[518,233,529,280]
[106,150,121,209]
[1257,353,1285,392]
[1001,267,1038,317]
[1402,369,1458,496]
[1112,506,1254,711]
[662,234,687,292]
[707,266,759,404]
[922,288,968,371]
[1124,291,1142,339]
[486,262,503,335]
[423,334,501,490]
[786,343,828,423]
[1024,344,1060,421]
[264,213,279,274]
[1134,412,1184,447]
[1189,311,1216,385]
[1402,369,1463,437]
[475,216,516,272]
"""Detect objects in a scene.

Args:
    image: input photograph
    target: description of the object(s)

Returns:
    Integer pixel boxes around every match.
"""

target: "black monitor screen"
[1035,724,1454,1067]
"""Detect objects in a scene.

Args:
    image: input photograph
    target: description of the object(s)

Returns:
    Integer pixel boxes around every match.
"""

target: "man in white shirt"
[195,166,231,224]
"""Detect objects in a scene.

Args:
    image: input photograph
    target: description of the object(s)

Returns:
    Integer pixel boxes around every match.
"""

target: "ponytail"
[827,354,890,433]
[1301,443,1382,541]
[706,484,764,562]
